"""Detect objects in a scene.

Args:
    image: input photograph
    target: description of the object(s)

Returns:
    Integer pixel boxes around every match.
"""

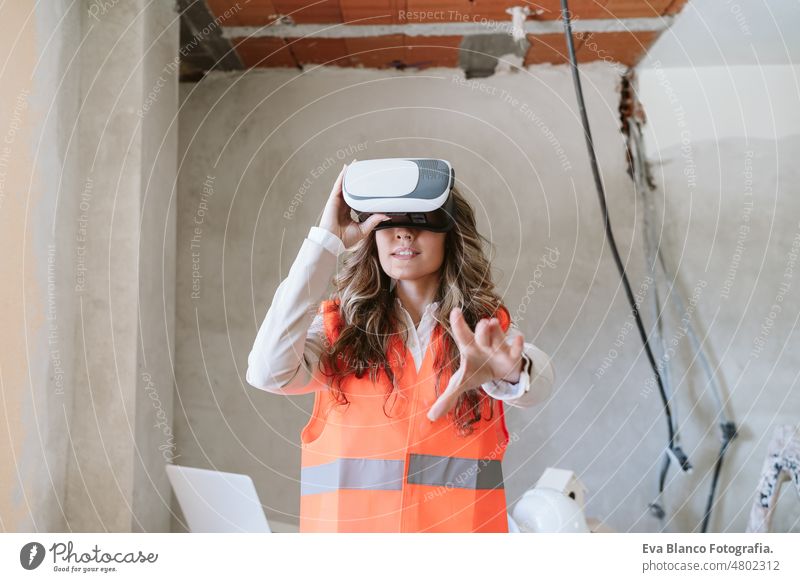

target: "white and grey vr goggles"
[343,158,456,233]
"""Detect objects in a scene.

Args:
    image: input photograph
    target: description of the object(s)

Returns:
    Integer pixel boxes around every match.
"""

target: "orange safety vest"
[299,299,511,532]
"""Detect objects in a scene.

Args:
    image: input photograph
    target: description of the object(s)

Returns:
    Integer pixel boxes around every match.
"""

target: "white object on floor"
[512,488,590,533]
[511,467,592,533]
[535,467,588,510]
[166,464,272,533]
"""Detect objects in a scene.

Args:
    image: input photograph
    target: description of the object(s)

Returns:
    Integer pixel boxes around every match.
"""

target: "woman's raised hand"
[427,307,525,422]
[318,159,391,250]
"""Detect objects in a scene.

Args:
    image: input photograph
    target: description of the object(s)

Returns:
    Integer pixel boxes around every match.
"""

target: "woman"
[247,161,556,532]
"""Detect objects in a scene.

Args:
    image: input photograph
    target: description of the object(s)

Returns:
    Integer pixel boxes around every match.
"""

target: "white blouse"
[246,226,555,408]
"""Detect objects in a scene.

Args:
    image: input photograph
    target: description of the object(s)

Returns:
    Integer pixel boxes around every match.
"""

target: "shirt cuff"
[481,352,532,401]
[308,226,345,257]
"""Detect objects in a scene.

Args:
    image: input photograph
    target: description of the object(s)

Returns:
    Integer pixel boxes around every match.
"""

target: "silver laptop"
[166,464,272,533]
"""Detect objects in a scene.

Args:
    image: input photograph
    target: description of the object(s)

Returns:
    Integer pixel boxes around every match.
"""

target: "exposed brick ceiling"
[180,0,689,79]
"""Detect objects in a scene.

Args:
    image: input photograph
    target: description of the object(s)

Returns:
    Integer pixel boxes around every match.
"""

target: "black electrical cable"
[700,422,738,532]
[627,116,737,532]
[558,0,691,519]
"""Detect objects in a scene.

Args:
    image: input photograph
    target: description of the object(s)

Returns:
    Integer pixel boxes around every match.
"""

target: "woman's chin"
[390,267,422,277]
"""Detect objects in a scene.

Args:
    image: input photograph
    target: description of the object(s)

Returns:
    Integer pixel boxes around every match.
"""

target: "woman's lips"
[391,252,420,260]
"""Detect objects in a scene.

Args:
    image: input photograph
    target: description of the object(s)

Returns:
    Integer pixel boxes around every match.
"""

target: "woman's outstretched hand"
[318,159,391,250]
[427,307,525,422]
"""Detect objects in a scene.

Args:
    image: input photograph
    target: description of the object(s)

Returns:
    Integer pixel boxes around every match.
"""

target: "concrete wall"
[636,63,800,532]
[175,61,681,532]
[0,0,82,533]
[631,0,800,534]
[637,65,800,151]
[0,0,178,532]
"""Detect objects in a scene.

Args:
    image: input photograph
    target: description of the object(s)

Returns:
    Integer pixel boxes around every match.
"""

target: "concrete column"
[0,0,178,532]
[64,0,178,532]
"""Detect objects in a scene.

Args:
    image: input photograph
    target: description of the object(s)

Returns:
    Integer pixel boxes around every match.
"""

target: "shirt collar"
[394,296,439,319]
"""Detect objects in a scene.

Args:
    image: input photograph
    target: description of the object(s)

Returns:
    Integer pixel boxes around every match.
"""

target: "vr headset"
[343,158,456,232]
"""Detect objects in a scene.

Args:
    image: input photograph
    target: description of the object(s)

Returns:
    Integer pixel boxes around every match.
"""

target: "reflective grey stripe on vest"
[301,458,405,496]
[407,453,504,490]
[301,454,503,495]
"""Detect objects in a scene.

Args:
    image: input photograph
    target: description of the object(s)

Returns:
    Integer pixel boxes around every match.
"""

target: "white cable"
[505,6,531,43]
